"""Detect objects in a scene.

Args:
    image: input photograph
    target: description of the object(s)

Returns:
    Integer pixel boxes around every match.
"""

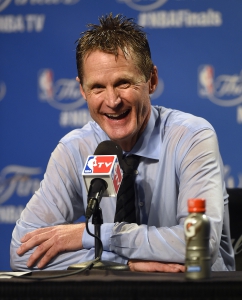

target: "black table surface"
[1,270,242,300]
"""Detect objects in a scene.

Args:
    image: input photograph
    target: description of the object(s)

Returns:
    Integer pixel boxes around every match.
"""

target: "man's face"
[79,49,157,151]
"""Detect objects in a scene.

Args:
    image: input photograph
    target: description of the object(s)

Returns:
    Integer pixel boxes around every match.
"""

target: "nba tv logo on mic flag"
[83,155,123,197]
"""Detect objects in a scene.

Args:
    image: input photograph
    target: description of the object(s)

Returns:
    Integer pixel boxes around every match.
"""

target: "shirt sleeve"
[97,129,229,268]
[10,142,127,271]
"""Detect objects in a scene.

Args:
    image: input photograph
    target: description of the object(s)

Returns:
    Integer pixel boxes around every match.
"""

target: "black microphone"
[85,141,123,219]
[85,178,108,219]
[94,140,123,160]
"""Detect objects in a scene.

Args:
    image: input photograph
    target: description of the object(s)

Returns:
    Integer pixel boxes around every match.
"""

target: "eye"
[116,80,131,89]
[91,84,104,93]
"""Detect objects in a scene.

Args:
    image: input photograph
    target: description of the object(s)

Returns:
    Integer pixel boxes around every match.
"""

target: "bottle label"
[184,218,197,238]
[187,266,201,272]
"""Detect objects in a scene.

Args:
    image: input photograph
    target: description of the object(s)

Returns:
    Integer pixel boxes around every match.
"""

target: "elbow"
[10,238,29,271]
[10,255,19,271]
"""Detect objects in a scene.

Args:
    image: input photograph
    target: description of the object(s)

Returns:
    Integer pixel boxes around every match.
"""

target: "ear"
[79,85,87,100]
[76,77,87,100]
[149,66,158,94]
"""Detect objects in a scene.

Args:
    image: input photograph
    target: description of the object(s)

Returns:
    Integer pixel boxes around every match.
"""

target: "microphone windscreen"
[94,140,123,162]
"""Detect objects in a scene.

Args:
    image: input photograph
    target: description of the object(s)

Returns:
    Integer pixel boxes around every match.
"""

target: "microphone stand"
[68,202,129,271]
[93,206,103,259]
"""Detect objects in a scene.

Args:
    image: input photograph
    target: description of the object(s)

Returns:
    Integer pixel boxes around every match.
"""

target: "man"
[11,13,235,272]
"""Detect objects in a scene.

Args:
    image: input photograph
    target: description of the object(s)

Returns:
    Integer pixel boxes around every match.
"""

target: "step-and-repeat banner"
[1,0,242,270]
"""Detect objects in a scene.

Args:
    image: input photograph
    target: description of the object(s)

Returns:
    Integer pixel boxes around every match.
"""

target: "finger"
[35,233,74,269]
[21,227,52,243]
[157,264,181,273]
[27,238,55,268]
[129,261,184,273]
[128,261,135,272]
[167,264,185,273]
[37,246,59,269]
[17,231,53,255]
[28,225,83,268]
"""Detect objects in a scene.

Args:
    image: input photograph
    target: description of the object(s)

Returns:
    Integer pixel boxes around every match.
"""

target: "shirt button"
[139,202,144,207]
[134,170,139,175]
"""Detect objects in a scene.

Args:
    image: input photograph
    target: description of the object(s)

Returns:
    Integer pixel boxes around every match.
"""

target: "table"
[1,270,242,300]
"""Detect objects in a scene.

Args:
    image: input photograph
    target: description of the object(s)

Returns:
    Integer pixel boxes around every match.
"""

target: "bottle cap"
[188,198,206,213]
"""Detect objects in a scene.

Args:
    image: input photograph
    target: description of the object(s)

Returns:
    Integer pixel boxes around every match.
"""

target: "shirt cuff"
[82,222,114,251]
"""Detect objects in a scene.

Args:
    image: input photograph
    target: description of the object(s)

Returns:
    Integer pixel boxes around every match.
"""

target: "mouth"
[104,109,130,120]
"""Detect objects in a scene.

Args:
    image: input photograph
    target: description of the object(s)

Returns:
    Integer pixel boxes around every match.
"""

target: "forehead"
[82,49,142,81]
[83,49,133,67]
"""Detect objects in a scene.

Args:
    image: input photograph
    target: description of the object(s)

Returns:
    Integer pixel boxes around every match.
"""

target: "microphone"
[85,178,108,219]
[83,141,123,219]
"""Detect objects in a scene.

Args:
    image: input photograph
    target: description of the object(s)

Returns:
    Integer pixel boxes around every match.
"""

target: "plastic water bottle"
[184,198,211,279]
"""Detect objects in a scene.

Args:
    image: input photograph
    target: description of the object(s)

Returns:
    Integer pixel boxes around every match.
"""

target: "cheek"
[137,94,151,116]
[86,97,101,113]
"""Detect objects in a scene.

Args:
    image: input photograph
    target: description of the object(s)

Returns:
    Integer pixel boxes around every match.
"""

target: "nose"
[104,87,121,108]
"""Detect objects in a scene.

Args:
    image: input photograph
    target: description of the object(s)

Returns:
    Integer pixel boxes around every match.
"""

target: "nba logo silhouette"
[198,65,214,97]
[84,156,96,173]
[38,69,54,100]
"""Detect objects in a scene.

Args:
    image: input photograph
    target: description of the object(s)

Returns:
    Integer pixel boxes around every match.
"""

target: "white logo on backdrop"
[198,65,242,107]
[0,0,79,11]
[138,9,222,28]
[0,0,11,12]
[0,165,41,204]
[38,69,86,111]
[14,0,79,5]
[0,81,6,101]
[0,14,46,33]
[117,0,168,11]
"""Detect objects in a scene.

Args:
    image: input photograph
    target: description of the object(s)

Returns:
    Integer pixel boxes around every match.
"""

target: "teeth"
[106,113,119,118]
[106,110,128,118]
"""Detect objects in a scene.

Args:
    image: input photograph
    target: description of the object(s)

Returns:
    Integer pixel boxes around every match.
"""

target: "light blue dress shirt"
[10,106,235,271]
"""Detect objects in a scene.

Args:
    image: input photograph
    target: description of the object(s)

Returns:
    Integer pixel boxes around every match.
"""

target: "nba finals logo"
[198,65,242,107]
[38,68,86,111]
[117,0,168,11]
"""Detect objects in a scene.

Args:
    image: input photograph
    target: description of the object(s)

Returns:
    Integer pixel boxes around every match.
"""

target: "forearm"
[11,220,127,271]
[84,222,186,263]
[11,243,125,271]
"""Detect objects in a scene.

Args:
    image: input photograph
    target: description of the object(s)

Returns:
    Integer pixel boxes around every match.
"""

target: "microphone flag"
[82,155,123,197]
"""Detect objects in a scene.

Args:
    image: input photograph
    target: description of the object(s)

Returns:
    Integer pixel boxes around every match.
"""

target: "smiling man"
[79,49,155,152]
[10,13,234,272]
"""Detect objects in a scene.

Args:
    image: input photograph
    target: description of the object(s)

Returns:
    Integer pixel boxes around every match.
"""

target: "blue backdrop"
[1,0,242,271]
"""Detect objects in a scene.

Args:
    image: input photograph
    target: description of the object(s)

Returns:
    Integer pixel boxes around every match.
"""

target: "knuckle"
[54,233,62,244]
[37,243,45,253]
[52,227,58,235]
[24,233,30,239]
[45,250,54,258]
[31,234,39,243]
[19,244,25,251]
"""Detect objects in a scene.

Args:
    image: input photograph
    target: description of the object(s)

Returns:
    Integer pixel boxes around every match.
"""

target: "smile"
[105,109,130,120]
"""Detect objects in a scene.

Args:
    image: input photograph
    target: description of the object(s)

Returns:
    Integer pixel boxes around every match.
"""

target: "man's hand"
[128,260,185,273]
[16,223,86,269]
